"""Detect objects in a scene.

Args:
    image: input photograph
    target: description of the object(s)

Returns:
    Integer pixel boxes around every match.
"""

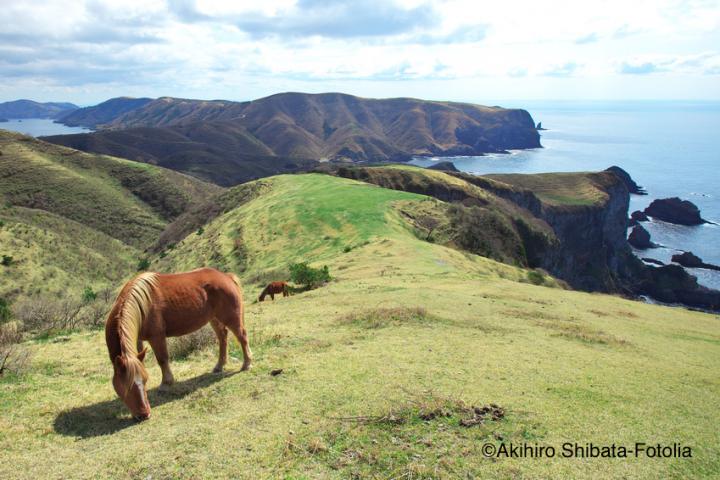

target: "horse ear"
[137,347,148,362]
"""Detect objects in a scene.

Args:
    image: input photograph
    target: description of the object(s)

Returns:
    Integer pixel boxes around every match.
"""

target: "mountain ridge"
[0,100,78,119]
[45,92,541,185]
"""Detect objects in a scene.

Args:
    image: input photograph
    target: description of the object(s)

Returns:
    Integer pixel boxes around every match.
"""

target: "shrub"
[0,321,30,377]
[168,326,216,360]
[0,298,10,323]
[137,258,151,271]
[289,262,331,289]
[527,269,545,285]
[1,255,13,266]
[196,228,204,236]
[82,286,97,304]
[12,294,111,334]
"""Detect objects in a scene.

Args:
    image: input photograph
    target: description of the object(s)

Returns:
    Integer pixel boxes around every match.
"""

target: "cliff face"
[325,164,719,309]
[458,171,635,291]
[537,179,632,291]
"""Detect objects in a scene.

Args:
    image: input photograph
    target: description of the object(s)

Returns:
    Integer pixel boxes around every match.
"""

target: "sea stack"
[672,251,720,271]
[628,224,657,249]
[644,197,706,225]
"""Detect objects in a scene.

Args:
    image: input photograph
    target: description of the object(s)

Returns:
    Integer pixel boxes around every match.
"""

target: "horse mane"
[112,272,158,391]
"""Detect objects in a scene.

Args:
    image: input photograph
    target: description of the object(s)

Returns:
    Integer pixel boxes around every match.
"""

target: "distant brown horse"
[105,267,252,420]
[258,281,289,302]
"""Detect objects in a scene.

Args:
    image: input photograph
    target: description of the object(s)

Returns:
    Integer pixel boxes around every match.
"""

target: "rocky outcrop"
[638,264,720,310]
[328,164,720,310]
[631,210,649,222]
[628,225,658,249]
[644,197,707,225]
[427,161,460,172]
[672,251,720,271]
[605,166,647,195]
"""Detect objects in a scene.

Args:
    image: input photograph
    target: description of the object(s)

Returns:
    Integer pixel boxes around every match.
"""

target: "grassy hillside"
[1,173,717,479]
[0,207,138,298]
[0,130,220,297]
[0,130,221,247]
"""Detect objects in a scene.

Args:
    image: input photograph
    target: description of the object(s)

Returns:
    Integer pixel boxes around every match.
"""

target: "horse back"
[151,268,242,337]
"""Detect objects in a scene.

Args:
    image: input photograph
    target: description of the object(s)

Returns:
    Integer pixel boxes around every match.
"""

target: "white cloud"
[0,0,719,102]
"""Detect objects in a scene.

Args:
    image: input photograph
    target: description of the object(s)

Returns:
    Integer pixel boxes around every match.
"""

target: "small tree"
[82,286,97,304]
[289,263,331,290]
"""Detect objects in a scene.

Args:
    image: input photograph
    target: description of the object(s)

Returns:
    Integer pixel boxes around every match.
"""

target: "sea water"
[0,118,92,136]
[411,101,720,290]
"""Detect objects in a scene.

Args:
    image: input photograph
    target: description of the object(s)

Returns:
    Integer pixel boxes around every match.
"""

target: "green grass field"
[1,172,719,479]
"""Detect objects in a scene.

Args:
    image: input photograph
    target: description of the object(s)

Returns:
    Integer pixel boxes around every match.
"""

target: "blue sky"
[1,0,719,105]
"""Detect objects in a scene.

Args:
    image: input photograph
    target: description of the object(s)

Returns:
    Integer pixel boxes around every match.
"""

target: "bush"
[527,269,545,285]
[0,298,10,323]
[289,262,331,289]
[12,293,111,334]
[82,286,97,304]
[0,321,30,377]
[1,255,13,266]
[168,326,216,360]
[137,258,151,271]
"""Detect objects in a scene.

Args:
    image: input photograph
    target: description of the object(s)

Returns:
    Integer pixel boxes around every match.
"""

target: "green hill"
[0,130,220,297]
[1,169,718,479]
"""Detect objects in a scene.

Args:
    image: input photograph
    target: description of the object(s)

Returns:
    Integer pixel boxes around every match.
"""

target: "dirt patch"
[282,392,528,479]
[538,321,630,347]
[337,306,445,329]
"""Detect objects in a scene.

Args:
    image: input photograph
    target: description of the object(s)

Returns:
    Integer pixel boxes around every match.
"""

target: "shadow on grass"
[53,370,241,438]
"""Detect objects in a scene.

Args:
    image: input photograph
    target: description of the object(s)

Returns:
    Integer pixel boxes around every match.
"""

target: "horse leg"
[221,308,252,371]
[209,319,228,373]
[148,335,175,387]
[270,292,275,301]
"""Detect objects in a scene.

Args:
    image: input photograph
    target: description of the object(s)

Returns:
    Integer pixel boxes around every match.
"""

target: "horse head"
[112,348,151,421]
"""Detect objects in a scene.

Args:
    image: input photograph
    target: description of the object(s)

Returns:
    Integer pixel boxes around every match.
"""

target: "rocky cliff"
[327,165,719,310]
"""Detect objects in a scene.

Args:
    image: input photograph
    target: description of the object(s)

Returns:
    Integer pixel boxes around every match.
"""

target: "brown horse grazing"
[105,267,252,420]
[258,281,289,302]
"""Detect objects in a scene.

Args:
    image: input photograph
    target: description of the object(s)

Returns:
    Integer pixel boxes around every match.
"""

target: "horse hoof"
[212,365,224,374]
[159,383,172,392]
[241,363,252,372]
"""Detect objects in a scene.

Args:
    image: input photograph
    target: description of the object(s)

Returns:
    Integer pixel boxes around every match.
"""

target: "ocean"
[411,101,720,290]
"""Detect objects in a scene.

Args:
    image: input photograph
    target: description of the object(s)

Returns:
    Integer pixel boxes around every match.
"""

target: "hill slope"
[0,99,78,119]
[43,123,318,186]
[1,172,718,479]
[0,130,221,297]
[58,97,153,128]
[45,93,541,185]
